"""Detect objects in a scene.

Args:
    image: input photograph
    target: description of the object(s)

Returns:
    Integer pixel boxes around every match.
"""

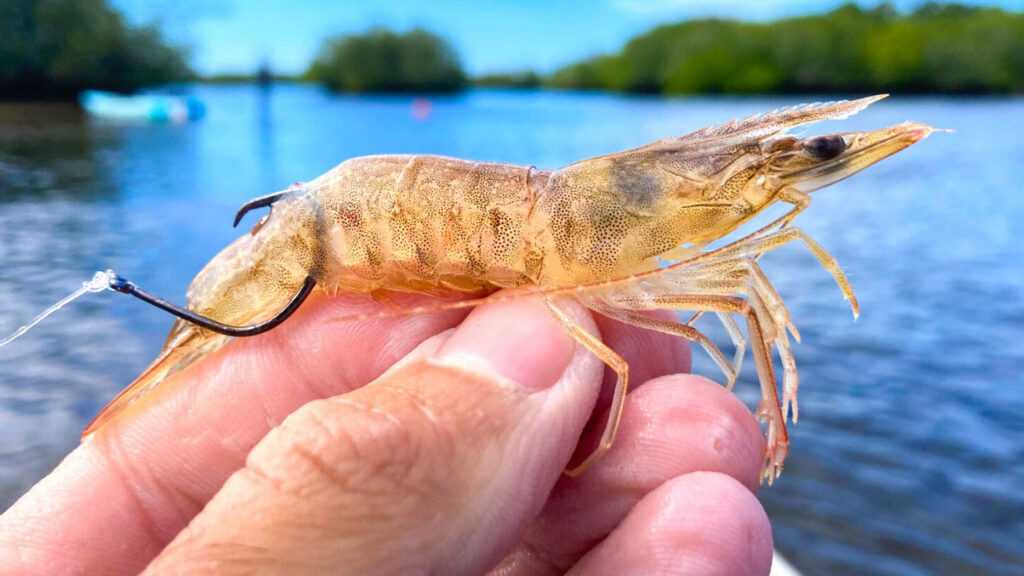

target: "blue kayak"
[79,90,205,122]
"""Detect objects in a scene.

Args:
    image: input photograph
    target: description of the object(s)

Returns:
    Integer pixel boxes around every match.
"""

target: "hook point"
[232,189,291,228]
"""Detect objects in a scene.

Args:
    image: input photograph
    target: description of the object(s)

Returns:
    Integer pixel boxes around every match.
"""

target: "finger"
[143,297,606,576]
[0,291,469,576]
[491,375,765,576]
[567,472,773,576]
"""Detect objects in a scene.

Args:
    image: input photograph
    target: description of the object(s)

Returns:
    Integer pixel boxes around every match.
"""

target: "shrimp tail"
[81,322,229,437]
[82,190,325,437]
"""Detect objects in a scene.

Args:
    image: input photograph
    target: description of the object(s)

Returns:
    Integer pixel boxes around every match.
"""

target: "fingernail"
[435,298,577,392]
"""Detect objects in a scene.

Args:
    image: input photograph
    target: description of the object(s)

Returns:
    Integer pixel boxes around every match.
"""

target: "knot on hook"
[107,274,134,294]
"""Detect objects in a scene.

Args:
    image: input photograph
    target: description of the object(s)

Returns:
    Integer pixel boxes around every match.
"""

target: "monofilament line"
[0,270,115,349]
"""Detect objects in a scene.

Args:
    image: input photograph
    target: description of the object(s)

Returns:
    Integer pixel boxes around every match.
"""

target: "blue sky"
[113,0,1024,76]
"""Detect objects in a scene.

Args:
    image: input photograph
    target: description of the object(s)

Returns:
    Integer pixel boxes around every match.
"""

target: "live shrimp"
[16,95,933,483]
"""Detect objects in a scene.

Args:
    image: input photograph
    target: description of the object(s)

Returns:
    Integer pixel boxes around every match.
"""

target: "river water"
[0,86,1021,575]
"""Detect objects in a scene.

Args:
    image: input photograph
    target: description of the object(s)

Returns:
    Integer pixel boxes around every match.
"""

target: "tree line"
[2,1,1021,99]
[306,28,466,93]
[546,3,1024,94]
[0,0,192,99]
[312,3,1023,95]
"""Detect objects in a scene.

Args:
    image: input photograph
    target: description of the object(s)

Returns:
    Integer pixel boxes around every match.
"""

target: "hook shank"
[108,275,316,337]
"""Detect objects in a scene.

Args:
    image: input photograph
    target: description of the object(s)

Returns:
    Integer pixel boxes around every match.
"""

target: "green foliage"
[306,28,466,93]
[546,56,617,91]
[0,0,192,99]
[474,70,541,89]
[546,3,1024,94]
[200,73,302,84]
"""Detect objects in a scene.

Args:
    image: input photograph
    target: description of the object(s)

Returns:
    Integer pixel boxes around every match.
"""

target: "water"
[0,86,1021,575]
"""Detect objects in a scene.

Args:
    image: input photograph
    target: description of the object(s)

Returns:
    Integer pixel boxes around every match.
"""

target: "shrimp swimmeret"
[59,95,932,484]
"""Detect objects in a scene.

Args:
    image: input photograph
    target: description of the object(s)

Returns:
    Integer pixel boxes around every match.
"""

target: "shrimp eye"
[803,135,847,160]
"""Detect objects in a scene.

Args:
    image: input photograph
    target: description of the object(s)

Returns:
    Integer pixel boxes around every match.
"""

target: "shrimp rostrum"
[89,95,934,483]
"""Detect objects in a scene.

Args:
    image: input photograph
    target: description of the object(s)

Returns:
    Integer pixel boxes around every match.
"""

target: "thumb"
[142,296,605,576]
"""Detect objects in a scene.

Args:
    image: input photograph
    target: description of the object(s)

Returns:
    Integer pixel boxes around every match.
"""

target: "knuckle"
[247,382,457,500]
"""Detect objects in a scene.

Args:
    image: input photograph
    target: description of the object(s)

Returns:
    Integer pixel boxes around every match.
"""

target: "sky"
[112,0,1024,76]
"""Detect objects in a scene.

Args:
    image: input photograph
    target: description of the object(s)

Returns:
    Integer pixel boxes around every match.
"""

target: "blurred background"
[0,1,1022,575]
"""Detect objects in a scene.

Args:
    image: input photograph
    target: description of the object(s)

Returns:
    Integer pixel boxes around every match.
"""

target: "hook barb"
[108,275,316,337]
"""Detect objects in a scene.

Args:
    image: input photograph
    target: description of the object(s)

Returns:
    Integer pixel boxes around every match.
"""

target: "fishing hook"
[233,189,291,228]
[107,274,317,337]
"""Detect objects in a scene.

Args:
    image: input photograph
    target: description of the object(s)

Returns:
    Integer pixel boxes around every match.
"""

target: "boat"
[78,90,205,122]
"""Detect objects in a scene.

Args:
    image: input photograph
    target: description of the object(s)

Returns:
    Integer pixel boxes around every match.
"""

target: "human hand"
[0,292,772,575]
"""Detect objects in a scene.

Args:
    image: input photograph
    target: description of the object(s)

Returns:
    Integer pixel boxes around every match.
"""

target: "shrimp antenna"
[233,189,291,227]
[107,274,316,337]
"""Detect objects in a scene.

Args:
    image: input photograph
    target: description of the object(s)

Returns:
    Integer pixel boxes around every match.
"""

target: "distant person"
[258,61,273,88]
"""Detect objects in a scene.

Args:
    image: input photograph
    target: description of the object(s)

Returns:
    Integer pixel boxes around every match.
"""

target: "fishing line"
[0,270,115,349]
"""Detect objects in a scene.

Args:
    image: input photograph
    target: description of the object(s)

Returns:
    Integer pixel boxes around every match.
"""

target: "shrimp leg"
[716,226,859,317]
[721,260,802,422]
[586,302,739,389]
[715,312,747,389]
[719,259,801,418]
[666,187,811,327]
[678,311,747,383]
[544,297,629,477]
[676,258,801,423]
[736,258,799,342]
[615,292,787,483]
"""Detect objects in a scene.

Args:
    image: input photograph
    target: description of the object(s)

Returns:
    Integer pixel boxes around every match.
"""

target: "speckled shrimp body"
[85,95,934,483]
[309,155,543,294]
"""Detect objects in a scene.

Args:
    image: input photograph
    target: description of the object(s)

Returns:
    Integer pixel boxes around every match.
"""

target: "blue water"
[1,86,1021,575]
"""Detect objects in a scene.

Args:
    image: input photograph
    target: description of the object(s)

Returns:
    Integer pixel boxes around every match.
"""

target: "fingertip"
[568,472,773,576]
[566,373,765,495]
[656,472,774,575]
[641,374,767,492]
